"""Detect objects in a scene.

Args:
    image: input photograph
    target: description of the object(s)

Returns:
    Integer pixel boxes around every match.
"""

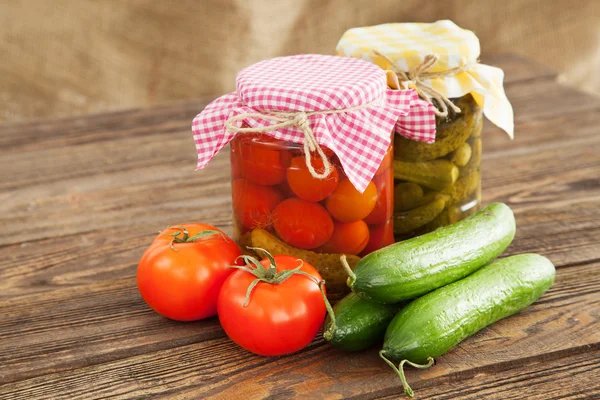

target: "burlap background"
[2,0,599,122]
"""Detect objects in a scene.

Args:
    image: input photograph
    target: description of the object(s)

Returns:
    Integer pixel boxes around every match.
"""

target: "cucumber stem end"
[340,255,356,287]
[379,350,434,398]
[318,280,336,341]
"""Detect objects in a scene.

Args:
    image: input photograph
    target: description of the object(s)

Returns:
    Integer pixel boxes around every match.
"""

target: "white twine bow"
[373,49,475,118]
[225,98,383,180]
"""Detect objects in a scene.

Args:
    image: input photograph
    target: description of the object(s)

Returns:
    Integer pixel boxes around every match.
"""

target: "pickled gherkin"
[394,96,480,162]
[394,194,449,235]
[394,182,424,211]
[451,142,472,167]
[393,94,483,240]
[442,170,480,203]
[393,159,459,191]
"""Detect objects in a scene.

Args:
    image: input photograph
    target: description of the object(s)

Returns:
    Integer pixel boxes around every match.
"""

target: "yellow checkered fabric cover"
[336,20,514,138]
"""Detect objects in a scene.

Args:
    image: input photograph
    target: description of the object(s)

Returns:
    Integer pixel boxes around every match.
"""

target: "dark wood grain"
[1,259,598,397]
[1,55,599,399]
[483,53,557,85]
[378,350,600,400]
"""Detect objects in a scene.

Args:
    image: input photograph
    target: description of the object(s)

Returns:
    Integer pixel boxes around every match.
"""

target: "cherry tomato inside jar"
[319,220,370,255]
[232,178,283,231]
[273,197,334,249]
[325,179,377,223]
[286,156,339,202]
[234,135,290,186]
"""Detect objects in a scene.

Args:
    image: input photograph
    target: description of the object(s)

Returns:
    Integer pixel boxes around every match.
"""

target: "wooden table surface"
[1,55,599,400]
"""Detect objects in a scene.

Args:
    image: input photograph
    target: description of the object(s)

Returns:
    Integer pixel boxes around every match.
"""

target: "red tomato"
[319,220,370,255]
[360,219,395,256]
[286,156,339,202]
[234,135,289,186]
[273,198,334,249]
[325,179,377,222]
[232,178,283,231]
[137,224,242,321]
[363,169,394,225]
[218,255,326,356]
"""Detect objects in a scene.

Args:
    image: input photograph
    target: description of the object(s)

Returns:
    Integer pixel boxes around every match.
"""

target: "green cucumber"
[380,254,555,397]
[323,293,401,352]
[344,202,516,304]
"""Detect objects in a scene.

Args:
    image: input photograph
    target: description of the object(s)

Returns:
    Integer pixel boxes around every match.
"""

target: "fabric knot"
[374,49,475,118]
[293,112,310,133]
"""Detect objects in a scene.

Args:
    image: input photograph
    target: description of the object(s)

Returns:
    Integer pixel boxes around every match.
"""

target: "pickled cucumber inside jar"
[393,95,483,239]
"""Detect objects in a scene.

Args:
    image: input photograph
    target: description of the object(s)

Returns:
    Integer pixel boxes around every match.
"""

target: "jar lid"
[192,54,436,192]
[337,20,514,137]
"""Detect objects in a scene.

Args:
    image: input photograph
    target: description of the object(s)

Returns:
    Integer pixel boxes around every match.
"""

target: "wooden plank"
[0,259,598,395]
[0,278,226,385]
[504,78,600,123]
[0,150,231,246]
[1,111,599,298]
[0,131,198,192]
[483,104,600,154]
[376,350,600,400]
[0,99,208,151]
[483,53,557,85]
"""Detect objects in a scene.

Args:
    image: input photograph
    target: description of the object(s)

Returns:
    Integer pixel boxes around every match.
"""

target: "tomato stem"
[161,227,223,251]
[340,255,356,288]
[243,278,261,307]
[185,230,223,243]
[379,350,434,398]
[169,226,189,241]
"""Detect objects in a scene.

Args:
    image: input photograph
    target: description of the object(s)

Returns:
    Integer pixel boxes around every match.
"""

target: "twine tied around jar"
[225,99,381,180]
[373,49,476,118]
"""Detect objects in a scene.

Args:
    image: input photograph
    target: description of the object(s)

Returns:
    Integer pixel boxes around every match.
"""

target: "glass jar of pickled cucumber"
[393,94,483,240]
[337,21,514,240]
[230,133,395,296]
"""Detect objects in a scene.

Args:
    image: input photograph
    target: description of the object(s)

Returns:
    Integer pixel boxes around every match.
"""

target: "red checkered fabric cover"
[192,54,435,192]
